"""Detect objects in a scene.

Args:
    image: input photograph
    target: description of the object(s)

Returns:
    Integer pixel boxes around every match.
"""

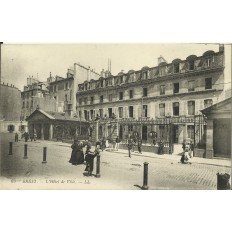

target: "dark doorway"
[108,108,112,118]
[44,124,49,140]
[142,125,147,141]
[173,125,179,143]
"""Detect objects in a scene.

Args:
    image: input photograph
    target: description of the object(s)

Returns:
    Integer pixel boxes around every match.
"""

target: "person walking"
[24,132,29,142]
[69,139,85,165]
[115,136,120,151]
[15,133,19,142]
[127,136,133,158]
[137,136,142,154]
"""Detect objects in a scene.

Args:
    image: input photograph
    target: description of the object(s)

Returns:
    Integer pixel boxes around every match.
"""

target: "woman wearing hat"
[69,139,85,165]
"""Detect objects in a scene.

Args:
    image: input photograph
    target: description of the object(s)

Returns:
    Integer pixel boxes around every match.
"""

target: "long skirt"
[69,150,84,165]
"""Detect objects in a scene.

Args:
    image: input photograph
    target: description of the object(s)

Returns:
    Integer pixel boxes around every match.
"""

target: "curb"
[105,149,231,168]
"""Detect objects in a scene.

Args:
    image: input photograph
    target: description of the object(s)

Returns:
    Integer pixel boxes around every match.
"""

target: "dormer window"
[143,71,148,80]
[100,79,104,87]
[120,76,123,84]
[174,63,180,73]
[188,60,194,70]
[206,56,214,67]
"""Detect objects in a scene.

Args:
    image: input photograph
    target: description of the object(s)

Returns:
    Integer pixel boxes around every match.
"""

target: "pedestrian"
[127,136,133,158]
[137,136,142,154]
[189,140,194,158]
[115,136,120,151]
[69,139,85,165]
[158,140,164,154]
[182,139,186,151]
[24,132,29,142]
[84,145,98,176]
[15,132,18,142]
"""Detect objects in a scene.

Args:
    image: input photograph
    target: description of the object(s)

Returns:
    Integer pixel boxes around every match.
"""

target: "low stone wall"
[119,143,170,154]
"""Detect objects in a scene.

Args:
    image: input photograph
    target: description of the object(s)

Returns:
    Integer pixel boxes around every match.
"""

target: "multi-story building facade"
[76,46,226,144]
[21,76,56,120]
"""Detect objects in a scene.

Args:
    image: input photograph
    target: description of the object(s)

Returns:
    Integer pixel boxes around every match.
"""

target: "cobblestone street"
[0,133,230,190]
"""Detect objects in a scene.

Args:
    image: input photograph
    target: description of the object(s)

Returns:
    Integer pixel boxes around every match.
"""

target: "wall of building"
[0,83,22,121]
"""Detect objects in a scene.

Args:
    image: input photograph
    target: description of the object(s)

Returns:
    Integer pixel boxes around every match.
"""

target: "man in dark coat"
[69,139,85,165]
[15,133,19,142]
[137,136,142,154]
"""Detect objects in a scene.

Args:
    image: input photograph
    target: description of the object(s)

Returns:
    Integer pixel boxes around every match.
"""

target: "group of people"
[180,139,194,164]
[15,132,37,142]
[127,135,142,158]
[69,139,100,176]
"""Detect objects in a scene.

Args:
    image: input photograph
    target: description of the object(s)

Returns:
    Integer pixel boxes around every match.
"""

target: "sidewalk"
[36,140,231,168]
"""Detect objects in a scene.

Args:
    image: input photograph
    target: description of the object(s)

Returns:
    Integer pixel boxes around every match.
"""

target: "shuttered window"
[159,103,165,116]
[188,101,195,115]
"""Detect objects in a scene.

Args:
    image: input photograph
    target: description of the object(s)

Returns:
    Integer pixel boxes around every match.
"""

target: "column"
[96,121,99,141]
[41,123,44,140]
[205,119,214,159]
[49,124,53,140]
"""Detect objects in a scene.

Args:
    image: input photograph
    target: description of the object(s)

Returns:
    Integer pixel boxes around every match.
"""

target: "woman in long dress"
[69,139,85,165]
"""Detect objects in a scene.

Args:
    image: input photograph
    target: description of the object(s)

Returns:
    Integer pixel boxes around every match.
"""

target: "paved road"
[0,134,230,190]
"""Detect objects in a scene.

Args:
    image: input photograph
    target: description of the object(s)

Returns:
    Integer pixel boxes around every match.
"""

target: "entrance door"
[44,124,50,140]
[142,125,147,141]
[213,119,231,158]
[172,125,179,143]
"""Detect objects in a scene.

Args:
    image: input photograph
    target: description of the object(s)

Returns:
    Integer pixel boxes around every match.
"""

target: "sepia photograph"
[0,43,231,190]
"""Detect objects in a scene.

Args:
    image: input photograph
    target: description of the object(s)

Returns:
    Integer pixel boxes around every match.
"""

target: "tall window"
[174,63,180,73]
[188,101,195,115]
[205,78,212,89]
[79,99,82,105]
[159,103,165,116]
[99,109,103,118]
[129,90,133,99]
[119,92,123,100]
[119,107,123,118]
[204,99,213,108]
[187,125,194,139]
[109,94,112,102]
[100,95,104,103]
[120,76,123,84]
[84,110,88,120]
[90,96,94,104]
[108,108,113,118]
[188,80,195,92]
[189,60,195,70]
[129,106,134,118]
[143,105,148,117]
[160,85,165,95]
[173,83,179,94]
[173,102,179,116]
[90,110,94,120]
[143,87,148,97]
[84,98,88,105]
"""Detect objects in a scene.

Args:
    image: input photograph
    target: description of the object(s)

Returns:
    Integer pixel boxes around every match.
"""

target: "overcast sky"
[1,44,220,91]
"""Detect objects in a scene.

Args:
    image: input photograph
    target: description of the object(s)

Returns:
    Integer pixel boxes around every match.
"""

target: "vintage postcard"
[0,44,231,190]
